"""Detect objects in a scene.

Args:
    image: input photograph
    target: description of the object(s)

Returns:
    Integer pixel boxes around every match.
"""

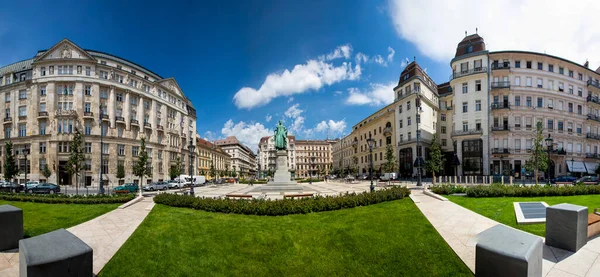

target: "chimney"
[584,60,589,68]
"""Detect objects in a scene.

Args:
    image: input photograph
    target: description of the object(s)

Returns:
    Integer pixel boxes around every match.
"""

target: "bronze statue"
[274,120,288,150]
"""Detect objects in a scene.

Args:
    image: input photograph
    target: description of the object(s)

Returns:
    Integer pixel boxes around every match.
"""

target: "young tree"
[383,144,398,185]
[132,137,152,197]
[65,130,85,194]
[231,167,237,178]
[352,155,359,177]
[209,162,216,180]
[116,163,125,185]
[169,156,182,180]
[525,122,549,185]
[3,142,18,183]
[220,171,225,178]
[424,132,445,185]
[42,164,52,181]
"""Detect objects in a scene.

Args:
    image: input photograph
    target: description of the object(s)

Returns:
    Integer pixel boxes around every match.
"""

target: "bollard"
[510,176,513,185]
[489,175,493,184]
[502,176,504,185]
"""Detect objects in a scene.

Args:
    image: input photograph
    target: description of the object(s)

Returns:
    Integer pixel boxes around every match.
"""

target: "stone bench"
[546,203,588,252]
[19,228,93,277]
[588,209,600,238]
[476,224,543,277]
[0,204,23,251]
[284,193,314,199]
[225,194,253,199]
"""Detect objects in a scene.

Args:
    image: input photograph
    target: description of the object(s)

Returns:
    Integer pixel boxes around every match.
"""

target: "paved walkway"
[0,197,155,277]
[411,188,600,276]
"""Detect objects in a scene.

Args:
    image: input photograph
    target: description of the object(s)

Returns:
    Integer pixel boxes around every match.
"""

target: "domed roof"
[455,33,486,58]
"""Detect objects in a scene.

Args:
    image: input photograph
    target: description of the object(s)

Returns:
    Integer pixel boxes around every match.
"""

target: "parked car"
[143,181,169,191]
[24,181,40,189]
[551,176,577,184]
[27,183,60,194]
[167,180,183,189]
[113,183,139,193]
[573,176,599,185]
[0,181,22,193]
[379,173,397,181]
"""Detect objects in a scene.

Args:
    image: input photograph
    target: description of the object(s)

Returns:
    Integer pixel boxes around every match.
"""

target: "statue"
[274,120,288,150]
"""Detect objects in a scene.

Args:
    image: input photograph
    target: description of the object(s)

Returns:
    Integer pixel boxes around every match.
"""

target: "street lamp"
[367,133,375,192]
[545,134,553,184]
[188,140,196,196]
[310,156,315,184]
[98,105,105,194]
[415,95,423,186]
[571,158,575,178]
[22,149,29,191]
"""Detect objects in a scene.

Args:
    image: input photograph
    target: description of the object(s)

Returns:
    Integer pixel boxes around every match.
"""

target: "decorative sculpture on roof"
[274,120,288,150]
[61,45,72,59]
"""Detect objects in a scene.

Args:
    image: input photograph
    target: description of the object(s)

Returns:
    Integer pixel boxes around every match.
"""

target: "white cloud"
[287,97,294,103]
[203,131,219,141]
[325,44,353,60]
[284,104,305,135]
[284,103,303,118]
[333,90,343,96]
[400,57,409,68]
[221,120,272,153]
[314,119,347,136]
[373,55,386,66]
[233,59,361,109]
[387,47,395,62]
[388,0,600,68]
[355,52,369,64]
[265,114,272,122]
[345,82,396,106]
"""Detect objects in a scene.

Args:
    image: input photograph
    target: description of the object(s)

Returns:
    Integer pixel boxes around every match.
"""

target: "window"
[537,78,543,88]
[462,122,468,132]
[399,120,403,128]
[132,146,139,157]
[462,102,468,113]
[100,71,108,79]
[117,65,122,70]
[515,60,521,68]
[526,117,532,128]
[558,101,564,110]
[41,67,46,76]
[85,143,92,153]
[568,103,573,113]
[85,66,91,76]
[39,85,47,96]
[537,97,543,108]
[515,77,520,86]
[460,62,468,72]
[515,96,521,106]
[548,64,554,72]
[58,142,69,153]
[475,80,481,91]
[569,70,574,77]
[568,85,573,94]
[537,62,543,70]
[102,160,109,174]
[577,105,582,115]
[559,67,564,74]
[558,82,564,92]
[474,59,482,69]
[102,143,109,155]
[526,97,532,107]
[115,74,123,83]
[475,100,481,111]
[18,106,26,117]
[526,61,532,69]
[84,122,91,135]
[441,114,446,122]
[100,88,108,99]
[5,93,10,102]
[407,117,411,126]
[441,126,446,134]
[515,117,521,127]
[18,124,26,137]
[406,101,411,110]
[84,85,91,96]
[579,73,583,80]
[558,121,563,131]
[4,126,9,139]
[39,121,46,135]
[57,119,74,134]
[116,93,123,102]
[577,126,582,134]
[49,66,54,75]
[526,139,532,150]
[548,80,554,90]
[547,120,554,130]
[526,77,532,87]
[39,142,46,153]
[4,108,9,118]
[118,144,125,156]
[578,88,583,97]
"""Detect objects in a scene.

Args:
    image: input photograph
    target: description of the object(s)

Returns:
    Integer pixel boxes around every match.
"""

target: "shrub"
[0,193,135,204]
[154,186,411,216]
[465,184,600,198]
[430,184,466,195]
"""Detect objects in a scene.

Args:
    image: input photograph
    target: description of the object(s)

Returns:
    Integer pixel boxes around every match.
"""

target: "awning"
[567,161,587,173]
[585,162,599,175]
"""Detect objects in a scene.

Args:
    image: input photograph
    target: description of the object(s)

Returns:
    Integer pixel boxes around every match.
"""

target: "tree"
[209,162,216,180]
[42,164,52,181]
[169,156,182,180]
[352,155,359,177]
[596,164,600,177]
[65,130,86,194]
[231,167,237,178]
[220,171,225,178]
[382,144,398,185]
[132,137,152,197]
[116,163,125,185]
[525,122,549,185]
[3,142,18,182]
[424,133,445,185]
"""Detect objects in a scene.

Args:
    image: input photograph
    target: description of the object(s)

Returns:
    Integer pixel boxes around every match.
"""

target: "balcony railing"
[157,125,164,130]
[451,129,483,137]
[144,122,151,128]
[586,153,600,159]
[4,117,12,122]
[491,63,510,70]
[130,119,139,125]
[492,148,511,154]
[83,112,94,118]
[587,133,600,141]
[115,116,125,123]
[383,127,392,136]
[491,81,510,89]
[491,103,511,110]
[491,126,510,132]
[37,111,48,117]
[587,79,600,89]
[397,137,432,146]
[101,114,109,120]
[587,95,600,104]
[587,114,600,123]
[450,66,487,80]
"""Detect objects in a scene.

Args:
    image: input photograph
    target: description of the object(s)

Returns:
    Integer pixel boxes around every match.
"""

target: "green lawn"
[100,199,472,277]
[447,195,598,237]
[0,200,120,237]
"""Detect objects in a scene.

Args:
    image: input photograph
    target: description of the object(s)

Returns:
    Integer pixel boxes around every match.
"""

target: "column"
[108,87,116,128]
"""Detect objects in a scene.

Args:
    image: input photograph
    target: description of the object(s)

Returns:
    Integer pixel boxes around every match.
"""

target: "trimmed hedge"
[430,184,467,195]
[0,193,136,204]
[465,184,600,198]
[153,186,411,216]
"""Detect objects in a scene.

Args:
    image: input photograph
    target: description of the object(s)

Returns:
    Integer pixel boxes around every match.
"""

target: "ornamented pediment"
[34,39,96,62]
[157,78,185,97]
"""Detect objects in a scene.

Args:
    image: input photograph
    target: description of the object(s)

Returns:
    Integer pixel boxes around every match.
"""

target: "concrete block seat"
[476,225,543,277]
[589,209,600,238]
[19,228,93,277]
[0,204,23,251]
[546,204,588,252]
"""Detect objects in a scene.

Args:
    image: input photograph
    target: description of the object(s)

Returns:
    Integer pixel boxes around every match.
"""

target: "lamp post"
[310,156,315,184]
[188,140,196,196]
[415,95,423,186]
[367,133,375,192]
[571,158,575,178]
[98,105,105,194]
[545,134,553,184]
[22,149,29,191]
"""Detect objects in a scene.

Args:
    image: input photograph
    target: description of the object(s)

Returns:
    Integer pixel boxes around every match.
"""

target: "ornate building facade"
[0,39,197,186]
[196,136,231,179]
[214,136,256,178]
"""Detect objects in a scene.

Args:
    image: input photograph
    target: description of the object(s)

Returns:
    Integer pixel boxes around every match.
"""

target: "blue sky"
[1,0,598,151]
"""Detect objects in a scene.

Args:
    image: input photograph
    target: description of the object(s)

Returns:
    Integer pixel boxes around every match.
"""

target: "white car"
[24,181,40,189]
[167,180,183,189]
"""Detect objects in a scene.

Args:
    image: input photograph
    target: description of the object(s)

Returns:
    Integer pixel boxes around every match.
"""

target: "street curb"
[423,189,448,201]
[119,195,144,209]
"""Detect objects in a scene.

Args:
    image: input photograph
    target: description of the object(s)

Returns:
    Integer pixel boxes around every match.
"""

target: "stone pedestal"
[476,225,543,277]
[20,228,93,277]
[546,204,588,252]
[262,150,303,192]
[0,205,23,251]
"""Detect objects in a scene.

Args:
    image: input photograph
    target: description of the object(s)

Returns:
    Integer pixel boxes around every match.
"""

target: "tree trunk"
[432,171,436,186]
[535,170,538,185]
[139,176,144,198]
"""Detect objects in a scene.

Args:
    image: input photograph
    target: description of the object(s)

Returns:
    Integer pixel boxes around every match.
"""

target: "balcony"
[4,117,12,123]
[491,81,510,89]
[397,137,432,147]
[587,114,600,123]
[586,153,600,159]
[451,129,483,137]
[491,126,510,132]
[587,79,600,90]
[157,125,164,131]
[587,95,600,105]
[144,122,152,128]
[37,111,48,118]
[115,116,125,124]
[383,126,392,136]
[491,63,510,70]
[450,66,487,80]
[101,114,109,121]
[492,148,511,154]
[83,112,94,118]
[587,133,600,141]
[130,119,139,126]
[491,102,511,110]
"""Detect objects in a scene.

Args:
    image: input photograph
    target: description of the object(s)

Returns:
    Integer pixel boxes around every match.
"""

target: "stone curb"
[423,189,449,201]
[119,195,144,209]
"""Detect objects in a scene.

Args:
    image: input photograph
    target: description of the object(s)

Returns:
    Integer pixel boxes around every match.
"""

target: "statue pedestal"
[262,150,303,191]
